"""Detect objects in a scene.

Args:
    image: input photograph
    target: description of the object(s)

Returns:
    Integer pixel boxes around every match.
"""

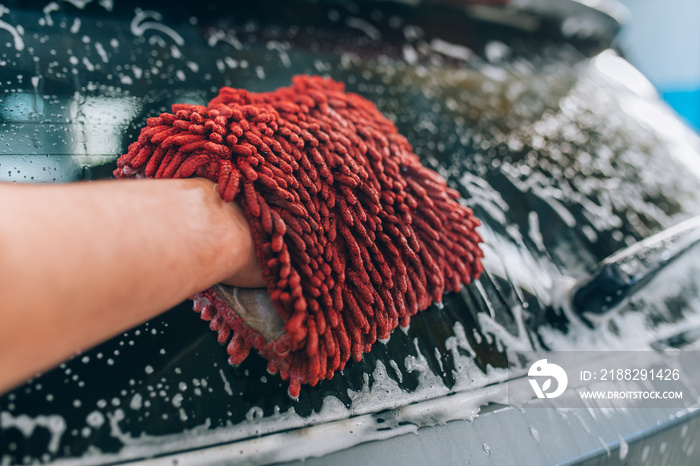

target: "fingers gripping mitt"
[114,75,484,397]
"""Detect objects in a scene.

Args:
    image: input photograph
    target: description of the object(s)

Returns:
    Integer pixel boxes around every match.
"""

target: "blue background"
[618,0,700,131]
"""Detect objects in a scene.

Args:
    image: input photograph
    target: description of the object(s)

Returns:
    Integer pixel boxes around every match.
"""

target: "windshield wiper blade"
[572,216,700,323]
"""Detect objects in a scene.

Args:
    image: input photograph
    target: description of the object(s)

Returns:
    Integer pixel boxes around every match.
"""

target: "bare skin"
[0,178,264,394]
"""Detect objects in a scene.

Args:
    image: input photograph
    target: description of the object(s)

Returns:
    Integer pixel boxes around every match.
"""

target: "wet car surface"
[2,0,700,464]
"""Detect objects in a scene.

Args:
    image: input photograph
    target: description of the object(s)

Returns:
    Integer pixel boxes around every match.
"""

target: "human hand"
[215,190,266,288]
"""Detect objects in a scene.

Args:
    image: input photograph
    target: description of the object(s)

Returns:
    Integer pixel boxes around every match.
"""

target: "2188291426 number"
[599,368,681,381]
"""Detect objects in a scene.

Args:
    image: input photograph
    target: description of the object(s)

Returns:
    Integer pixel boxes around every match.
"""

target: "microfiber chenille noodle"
[115,75,484,397]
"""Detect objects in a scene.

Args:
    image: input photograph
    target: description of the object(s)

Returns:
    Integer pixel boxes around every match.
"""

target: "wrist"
[178,178,263,288]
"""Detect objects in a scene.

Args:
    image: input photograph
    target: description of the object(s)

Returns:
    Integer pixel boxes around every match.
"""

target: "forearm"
[0,178,256,393]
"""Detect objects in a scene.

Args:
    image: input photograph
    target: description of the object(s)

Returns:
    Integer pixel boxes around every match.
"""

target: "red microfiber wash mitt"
[114,75,484,397]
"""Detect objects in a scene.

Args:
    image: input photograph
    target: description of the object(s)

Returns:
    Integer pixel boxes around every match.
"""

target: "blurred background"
[617,0,700,132]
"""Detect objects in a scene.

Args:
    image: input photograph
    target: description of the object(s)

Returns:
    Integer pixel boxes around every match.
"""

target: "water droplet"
[86,411,104,428]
